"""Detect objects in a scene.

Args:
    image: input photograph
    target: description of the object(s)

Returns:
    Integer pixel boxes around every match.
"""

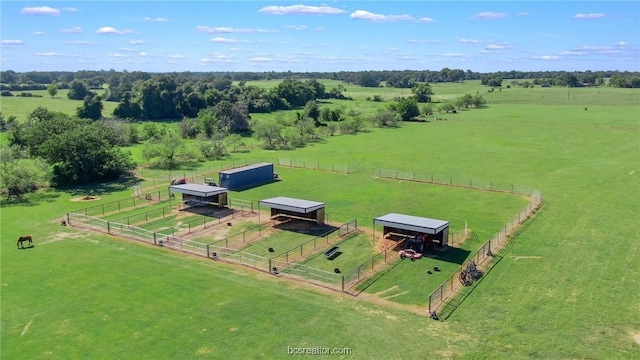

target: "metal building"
[218,162,275,190]
[169,183,228,207]
[373,213,450,248]
[258,196,326,224]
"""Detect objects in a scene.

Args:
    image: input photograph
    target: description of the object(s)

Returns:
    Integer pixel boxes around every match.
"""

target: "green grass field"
[2,82,639,359]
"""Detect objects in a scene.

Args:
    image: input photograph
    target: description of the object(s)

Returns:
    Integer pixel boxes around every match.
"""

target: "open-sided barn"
[258,196,326,224]
[374,213,450,248]
[169,183,229,207]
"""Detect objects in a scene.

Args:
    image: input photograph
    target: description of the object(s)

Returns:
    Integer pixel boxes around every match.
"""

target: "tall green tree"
[411,83,434,102]
[47,83,58,98]
[142,131,189,169]
[388,97,420,121]
[253,118,283,149]
[76,94,103,120]
[113,91,142,120]
[19,108,134,185]
[67,79,94,100]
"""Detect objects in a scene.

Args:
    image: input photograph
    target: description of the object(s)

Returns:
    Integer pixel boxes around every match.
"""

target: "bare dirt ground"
[70,195,101,202]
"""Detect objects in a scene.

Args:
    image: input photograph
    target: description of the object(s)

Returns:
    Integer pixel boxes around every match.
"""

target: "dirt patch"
[374,236,402,253]
[631,331,640,345]
[38,231,85,246]
[70,195,101,202]
[513,256,542,261]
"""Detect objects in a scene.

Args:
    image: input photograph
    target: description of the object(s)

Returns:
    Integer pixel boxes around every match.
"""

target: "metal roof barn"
[373,213,450,247]
[259,196,326,224]
[219,162,275,190]
[169,184,229,207]
[169,184,228,197]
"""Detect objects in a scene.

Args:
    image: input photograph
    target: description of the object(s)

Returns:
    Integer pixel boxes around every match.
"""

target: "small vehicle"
[399,249,423,259]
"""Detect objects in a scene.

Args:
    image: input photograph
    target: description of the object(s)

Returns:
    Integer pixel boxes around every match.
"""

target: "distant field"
[2,80,639,359]
[0,89,119,121]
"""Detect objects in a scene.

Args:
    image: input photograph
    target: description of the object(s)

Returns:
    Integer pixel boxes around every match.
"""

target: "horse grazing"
[17,235,33,249]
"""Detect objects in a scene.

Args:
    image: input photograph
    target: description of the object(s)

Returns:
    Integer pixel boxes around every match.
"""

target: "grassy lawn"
[2,82,639,359]
[0,89,118,121]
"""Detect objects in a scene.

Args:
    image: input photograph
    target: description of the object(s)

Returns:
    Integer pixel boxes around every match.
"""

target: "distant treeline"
[2,69,640,92]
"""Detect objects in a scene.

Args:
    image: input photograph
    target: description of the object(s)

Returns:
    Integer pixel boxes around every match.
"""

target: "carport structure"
[169,183,229,207]
[258,196,326,224]
[373,213,450,248]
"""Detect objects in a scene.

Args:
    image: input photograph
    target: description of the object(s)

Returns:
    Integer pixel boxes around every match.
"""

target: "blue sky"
[1,1,639,73]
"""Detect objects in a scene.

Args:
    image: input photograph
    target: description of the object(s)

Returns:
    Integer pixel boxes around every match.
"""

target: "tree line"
[3,69,639,92]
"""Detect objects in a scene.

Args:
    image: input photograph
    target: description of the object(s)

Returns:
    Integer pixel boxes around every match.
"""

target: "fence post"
[342,276,345,292]
[66,212,70,225]
[107,221,111,234]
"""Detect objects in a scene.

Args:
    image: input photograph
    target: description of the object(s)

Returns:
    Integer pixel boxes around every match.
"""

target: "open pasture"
[0,89,118,121]
[2,82,639,359]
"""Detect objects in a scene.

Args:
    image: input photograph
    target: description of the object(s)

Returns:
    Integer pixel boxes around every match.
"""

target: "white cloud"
[36,52,64,56]
[573,13,605,19]
[196,26,275,34]
[167,54,185,59]
[21,6,60,16]
[485,44,506,50]
[61,7,80,13]
[211,37,245,44]
[534,55,559,60]
[143,17,169,22]
[33,31,44,36]
[350,10,416,22]
[67,41,95,46]
[61,27,83,33]
[2,40,26,45]
[472,12,508,20]
[200,54,236,64]
[96,27,134,35]
[442,52,466,57]
[127,40,147,45]
[418,17,434,23]
[616,41,629,47]
[108,53,128,57]
[259,5,346,15]
[460,38,479,44]
[286,25,308,30]
[409,39,443,44]
[139,52,149,57]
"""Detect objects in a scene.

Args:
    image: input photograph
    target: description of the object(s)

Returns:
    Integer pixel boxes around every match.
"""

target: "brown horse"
[17,235,33,249]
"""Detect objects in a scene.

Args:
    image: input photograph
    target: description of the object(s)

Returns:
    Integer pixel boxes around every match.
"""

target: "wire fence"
[341,238,407,293]
[426,189,542,316]
[375,168,543,316]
